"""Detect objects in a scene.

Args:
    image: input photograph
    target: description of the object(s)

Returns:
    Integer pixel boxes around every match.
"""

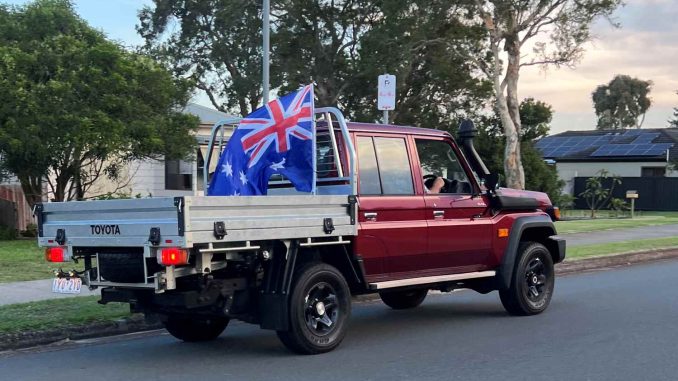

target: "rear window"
[357,136,414,195]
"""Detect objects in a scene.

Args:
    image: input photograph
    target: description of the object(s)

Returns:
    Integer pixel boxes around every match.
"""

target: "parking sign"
[378,74,396,110]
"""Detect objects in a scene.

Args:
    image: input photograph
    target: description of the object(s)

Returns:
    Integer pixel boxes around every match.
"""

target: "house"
[536,128,678,210]
[44,103,239,200]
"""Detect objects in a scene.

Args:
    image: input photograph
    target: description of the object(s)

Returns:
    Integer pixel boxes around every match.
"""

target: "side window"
[415,139,472,194]
[357,137,381,194]
[373,137,414,195]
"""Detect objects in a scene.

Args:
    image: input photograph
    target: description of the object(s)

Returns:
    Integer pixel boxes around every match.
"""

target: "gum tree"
[472,0,623,189]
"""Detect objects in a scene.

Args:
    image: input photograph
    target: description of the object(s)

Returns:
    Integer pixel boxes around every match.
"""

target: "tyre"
[379,289,428,310]
[164,315,229,342]
[499,242,555,316]
[276,263,351,354]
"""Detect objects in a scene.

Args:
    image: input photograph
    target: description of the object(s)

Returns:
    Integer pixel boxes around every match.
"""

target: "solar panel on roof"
[632,133,660,144]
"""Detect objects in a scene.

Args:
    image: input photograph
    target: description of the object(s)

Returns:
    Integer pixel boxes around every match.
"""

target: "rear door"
[414,137,493,273]
[354,134,427,282]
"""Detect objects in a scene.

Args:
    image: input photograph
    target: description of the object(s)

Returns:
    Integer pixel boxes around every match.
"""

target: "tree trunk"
[18,174,43,209]
[502,38,525,190]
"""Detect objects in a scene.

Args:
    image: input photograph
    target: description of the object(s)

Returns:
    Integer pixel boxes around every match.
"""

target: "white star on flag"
[239,170,248,185]
[221,161,233,177]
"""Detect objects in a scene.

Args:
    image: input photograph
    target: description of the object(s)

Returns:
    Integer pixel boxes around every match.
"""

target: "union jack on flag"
[207,85,316,196]
[239,85,314,167]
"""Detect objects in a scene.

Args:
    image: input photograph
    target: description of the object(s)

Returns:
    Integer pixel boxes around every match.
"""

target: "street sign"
[378,74,396,111]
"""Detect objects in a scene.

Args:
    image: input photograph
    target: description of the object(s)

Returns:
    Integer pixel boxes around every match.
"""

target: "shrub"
[0,224,17,240]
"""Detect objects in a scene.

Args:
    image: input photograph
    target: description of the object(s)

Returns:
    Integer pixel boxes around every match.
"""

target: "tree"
[0,0,198,207]
[579,170,621,218]
[519,97,553,141]
[138,0,267,117]
[345,0,492,130]
[669,91,678,128]
[592,75,652,130]
[472,0,622,190]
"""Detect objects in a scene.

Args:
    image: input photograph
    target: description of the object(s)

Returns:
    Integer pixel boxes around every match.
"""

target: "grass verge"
[557,211,678,234]
[0,296,131,334]
[568,236,678,260]
[0,240,84,283]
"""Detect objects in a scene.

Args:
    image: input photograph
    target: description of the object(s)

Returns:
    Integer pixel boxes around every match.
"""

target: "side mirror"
[484,173,500,191]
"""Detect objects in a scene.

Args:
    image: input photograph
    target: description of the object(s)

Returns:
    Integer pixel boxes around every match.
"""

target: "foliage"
[592,75,652,130]
[139,1,492,128]
[578,170,622,218]
[473,0,623,189]
[19,223,37,238]
[139,0,267,117]
[519,98,553,141]
[0,0,199,207]
[609,197,628,218]
[670,91,678,128]
[344,0,492,130]
[91,192,147,200]
[556,194,576,211]
[522,142,564,205]
[0,224,16,240]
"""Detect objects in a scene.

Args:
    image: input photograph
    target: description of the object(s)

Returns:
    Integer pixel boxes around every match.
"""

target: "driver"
[425,176,445,194]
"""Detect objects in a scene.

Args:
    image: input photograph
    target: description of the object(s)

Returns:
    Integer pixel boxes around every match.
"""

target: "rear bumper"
[549,236,566,263]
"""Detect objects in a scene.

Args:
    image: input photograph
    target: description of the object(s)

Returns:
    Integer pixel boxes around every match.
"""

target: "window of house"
[357,136,414,195]
[415,139,472,194]
[165,159,193,191]
[641,167,666,177]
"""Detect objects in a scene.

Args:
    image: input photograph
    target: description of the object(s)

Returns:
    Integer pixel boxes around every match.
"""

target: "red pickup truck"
[38,110,564,355]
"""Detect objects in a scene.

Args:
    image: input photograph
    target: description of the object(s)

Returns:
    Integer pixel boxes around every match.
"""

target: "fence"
[0,184,33,231]
[573,177,678,211]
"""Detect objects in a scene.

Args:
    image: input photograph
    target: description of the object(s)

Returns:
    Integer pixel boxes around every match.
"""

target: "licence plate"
[52,277,82,294]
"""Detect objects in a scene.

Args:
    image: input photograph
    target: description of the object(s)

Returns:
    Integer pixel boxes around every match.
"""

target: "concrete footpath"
[0,279,98,306]
[1,223,676,306]
[563,223,678,247]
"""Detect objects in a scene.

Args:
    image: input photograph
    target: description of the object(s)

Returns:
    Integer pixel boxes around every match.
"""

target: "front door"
[415,138,492,274]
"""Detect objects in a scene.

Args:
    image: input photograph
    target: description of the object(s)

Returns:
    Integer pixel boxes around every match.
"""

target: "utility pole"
[262,0,270,104]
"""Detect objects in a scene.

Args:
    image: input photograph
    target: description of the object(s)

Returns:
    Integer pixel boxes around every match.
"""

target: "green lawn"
[556,211,678,234]
[0,295,131,334]
[568,236,678,260]
[0,240,83,283]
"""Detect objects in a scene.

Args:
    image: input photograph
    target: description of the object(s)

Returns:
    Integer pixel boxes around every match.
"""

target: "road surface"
[2,259,677,381]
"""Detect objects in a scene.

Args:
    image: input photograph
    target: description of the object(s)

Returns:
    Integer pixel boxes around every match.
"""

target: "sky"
[4,0,678,134]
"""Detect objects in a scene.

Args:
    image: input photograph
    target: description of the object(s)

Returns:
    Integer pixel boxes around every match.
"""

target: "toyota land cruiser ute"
[36,107,565,354]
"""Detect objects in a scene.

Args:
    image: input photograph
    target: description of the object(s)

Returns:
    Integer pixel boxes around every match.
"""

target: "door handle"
[364,212,378,221]
[433,210,445,218]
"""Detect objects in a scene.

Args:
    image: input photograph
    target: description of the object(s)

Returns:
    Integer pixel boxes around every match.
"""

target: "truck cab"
[37,109,565,355]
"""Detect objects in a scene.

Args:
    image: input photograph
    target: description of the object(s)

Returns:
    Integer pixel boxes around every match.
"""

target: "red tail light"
[159,248,189,266]
[45,247,67,262]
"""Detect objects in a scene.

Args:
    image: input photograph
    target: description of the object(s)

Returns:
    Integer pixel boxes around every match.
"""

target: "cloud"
[519,0,678,133]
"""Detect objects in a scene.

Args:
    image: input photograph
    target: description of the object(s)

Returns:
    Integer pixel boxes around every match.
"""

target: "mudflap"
[258,240,299,331]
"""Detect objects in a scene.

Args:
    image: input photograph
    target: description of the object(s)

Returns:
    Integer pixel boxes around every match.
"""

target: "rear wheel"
[276,263,351,354]
[499,242,554,316]
[379,289,428,310]
[164,315,229,342]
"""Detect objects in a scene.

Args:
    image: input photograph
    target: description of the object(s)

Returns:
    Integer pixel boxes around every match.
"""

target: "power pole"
[262,0,270,104]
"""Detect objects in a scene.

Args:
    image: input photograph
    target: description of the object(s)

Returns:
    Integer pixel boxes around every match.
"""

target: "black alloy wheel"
[277,263,351,354]
[164,315,229,342]
[499,242,555,316]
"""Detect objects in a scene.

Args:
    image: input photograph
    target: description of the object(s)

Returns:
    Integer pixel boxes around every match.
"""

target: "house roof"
[184,103,237,124]
[536,128,678,162]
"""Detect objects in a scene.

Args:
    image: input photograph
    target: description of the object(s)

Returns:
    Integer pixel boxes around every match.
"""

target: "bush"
[20,223,38,238]
[0,224,17,240]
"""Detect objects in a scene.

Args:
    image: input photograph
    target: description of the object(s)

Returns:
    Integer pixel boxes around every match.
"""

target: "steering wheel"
[423,175,457,193]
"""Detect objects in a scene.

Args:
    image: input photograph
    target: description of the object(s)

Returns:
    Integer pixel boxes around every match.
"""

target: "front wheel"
[499,242,555,316]
[276,263,351,354]
[164,315,229,342]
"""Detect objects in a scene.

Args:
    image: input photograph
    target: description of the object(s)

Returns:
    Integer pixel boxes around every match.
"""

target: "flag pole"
[262,0,270,104]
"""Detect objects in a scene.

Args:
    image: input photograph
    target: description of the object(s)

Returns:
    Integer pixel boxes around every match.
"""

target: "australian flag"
[208,85,315,196]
